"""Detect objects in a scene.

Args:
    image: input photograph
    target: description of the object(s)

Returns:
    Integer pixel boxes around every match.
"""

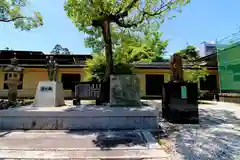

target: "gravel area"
[147,100,240,160]
[0,99,33,110]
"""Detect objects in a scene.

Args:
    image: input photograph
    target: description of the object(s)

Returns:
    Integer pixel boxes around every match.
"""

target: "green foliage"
[65,0,190,35]
[65,0,189,82]
[84,53,133,82]
[177,45,200,61]
[177,45,209,83]
[51,44,71,55]
[114,26,168,63]
[184,65,209,83]
[84,22,168,82]
[0,0,43,30]
[84,53,106,82]
[65,0,187,54]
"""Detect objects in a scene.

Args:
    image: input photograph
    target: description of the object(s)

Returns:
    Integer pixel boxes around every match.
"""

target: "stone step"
[0,149,169,159]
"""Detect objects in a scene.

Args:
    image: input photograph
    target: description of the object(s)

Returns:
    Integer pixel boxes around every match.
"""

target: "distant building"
[199,41,217,57]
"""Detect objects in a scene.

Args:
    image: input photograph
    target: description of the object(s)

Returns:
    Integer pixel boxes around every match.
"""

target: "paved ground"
[1,100,240,159]
[0,130,168,159]
[148,100,240,160]
[0,131,148,149]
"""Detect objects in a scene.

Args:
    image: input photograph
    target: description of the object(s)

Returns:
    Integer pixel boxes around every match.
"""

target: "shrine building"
[0,50,219,99]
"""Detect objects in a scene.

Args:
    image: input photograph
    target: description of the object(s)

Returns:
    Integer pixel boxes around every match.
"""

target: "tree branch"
[0,16,27,22]
[117,0,139,16]
[93,0,177,29]
[142,0,174,17]
[114,0,175,28]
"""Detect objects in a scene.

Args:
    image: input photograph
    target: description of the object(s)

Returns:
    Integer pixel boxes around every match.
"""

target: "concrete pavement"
[0,130,169,159]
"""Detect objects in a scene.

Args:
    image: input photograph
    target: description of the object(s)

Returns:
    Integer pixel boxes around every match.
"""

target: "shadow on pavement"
[66,130,147,150]
[0,131,12,137]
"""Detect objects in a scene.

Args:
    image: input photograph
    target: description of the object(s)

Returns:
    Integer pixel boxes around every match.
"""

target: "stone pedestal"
[0,105,158,130]
[162,81,199,124]
[110,75,141,106]
[33,81,65,107]
[5,81,19,104]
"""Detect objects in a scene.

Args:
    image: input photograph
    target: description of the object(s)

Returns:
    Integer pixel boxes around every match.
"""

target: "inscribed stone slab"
[110,75,141,106]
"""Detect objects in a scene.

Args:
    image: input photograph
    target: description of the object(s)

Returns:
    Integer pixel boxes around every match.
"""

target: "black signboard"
[75,82,102,100]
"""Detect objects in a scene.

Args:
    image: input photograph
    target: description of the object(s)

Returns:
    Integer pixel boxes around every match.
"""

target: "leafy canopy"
[0,0,43,30]
[65,0,189,82]
[176,45,209,83]
[84,52,133,82]
[84,24,168,82]
[112,22,168,63]
[65,0,190,52]
[177,45,200,61]
[65,0,190,32]
[51,44,71,55]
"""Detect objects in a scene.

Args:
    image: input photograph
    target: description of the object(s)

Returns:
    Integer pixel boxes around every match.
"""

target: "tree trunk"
[100,20,114,103]
[102,20,114,81]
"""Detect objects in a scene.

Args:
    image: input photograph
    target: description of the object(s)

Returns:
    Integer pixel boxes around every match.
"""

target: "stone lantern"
[4,57,24,104]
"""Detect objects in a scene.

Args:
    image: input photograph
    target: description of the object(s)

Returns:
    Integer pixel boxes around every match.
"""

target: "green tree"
[176,45,209,83]
[51,44,71,55]
[84,52,133,82]
[84,24,168,82]
[114,24,168,63]
[84,22,168,61]
[0,0,43,30]
[177,45,200,61]
[65,0,190,84]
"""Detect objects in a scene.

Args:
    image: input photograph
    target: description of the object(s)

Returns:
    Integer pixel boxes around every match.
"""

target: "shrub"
[84,53,133,82]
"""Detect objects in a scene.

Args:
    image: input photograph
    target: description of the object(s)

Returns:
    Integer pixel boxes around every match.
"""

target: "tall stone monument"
[33,56,64,107]
[110,74,141,106]
[162,54,199,124]
[4,57,24,105]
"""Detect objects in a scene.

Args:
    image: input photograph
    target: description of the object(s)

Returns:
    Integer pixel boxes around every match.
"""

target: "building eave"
[0,62,218,70]
[0,64,85,68]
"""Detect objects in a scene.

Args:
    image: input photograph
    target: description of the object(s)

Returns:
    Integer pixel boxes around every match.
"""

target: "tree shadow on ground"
[159,107,240,160]
[65,130,147,150]
[0,131,12,137]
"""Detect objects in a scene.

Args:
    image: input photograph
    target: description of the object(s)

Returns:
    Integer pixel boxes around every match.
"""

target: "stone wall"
[219,93,240,104]
[0,106,159,130]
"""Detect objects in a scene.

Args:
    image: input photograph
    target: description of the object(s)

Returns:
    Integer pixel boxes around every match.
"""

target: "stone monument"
[110,74,141,106]
[162,54,199,124]
[4,57,24,105]
[33,56,65,107]
[170,54,183,82]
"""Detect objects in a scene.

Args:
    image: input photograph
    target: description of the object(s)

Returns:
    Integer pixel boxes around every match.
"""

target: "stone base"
[162,81,199,124]
[0,105,159,130]
[219,93,240,103]
[33,81,65,107]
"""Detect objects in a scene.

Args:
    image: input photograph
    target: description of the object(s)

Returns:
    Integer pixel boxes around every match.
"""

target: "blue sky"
[1,0,240,56]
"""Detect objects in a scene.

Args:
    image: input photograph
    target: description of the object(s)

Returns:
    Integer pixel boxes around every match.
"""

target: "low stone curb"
[0,150,170,159]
